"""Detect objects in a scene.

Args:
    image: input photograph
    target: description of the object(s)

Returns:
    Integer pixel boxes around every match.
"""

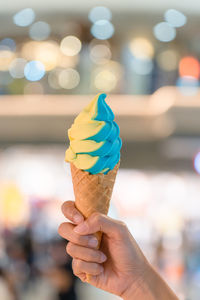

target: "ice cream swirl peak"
[65,93,122,174]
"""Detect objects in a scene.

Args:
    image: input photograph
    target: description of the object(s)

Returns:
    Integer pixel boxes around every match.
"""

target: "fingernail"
[74,222,88,234]
[100,253,107,262]
[88,237,98,248]
[73,214,83,223]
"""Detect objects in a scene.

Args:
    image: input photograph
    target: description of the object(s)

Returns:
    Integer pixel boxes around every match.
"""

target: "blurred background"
[1,0,200,299]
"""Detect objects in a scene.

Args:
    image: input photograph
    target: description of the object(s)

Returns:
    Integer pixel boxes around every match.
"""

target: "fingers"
[61,201,84,224]
[74,212,127,240]
[66,242,107,263]
[58,222,99,248]
[72,258,104,276]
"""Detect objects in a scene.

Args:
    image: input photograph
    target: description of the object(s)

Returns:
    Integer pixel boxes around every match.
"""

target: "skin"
[58,201,179,300]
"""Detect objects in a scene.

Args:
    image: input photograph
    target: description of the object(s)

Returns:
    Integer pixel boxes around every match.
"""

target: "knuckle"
[118,220,127,229]
[92,212,103,225]
[115,220,127,236]
[73,233,82,244]
[61,201,77,220]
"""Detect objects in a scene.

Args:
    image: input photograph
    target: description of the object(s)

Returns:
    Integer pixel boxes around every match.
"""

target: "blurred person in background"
[47,239,78,300]
[59,201,179,300]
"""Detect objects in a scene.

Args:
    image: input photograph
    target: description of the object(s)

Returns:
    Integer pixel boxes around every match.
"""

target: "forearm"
[122,263,179,300]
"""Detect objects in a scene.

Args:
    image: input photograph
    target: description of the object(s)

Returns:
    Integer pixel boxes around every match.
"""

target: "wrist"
[122,262,155,300]
[121,262,179,300]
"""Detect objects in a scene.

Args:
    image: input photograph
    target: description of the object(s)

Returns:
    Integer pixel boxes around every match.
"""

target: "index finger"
[61,201,84,224]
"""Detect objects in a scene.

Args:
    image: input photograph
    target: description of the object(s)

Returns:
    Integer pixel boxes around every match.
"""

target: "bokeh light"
[194,152,200,174]
[93,60,123,92]
[164,9,187,28]
[22,41,60,71]
[34,41,60,71]
[94,70,117,92]
[157,49,179,71]
[90,44,111,64]
[91,20,115,40]
[24,60,45,81]
[60,36,82,56]
[58,68,80,89]
[0,38,16,52]
[179,56,200,79]
[132,57,153,75]
[129,38,154,59]
[29,21,51,41]
[24,82,44,94]
[0,49,15,71]
[89,6,112,23]
[9,58,27,79]
[176,77,199,96]
[154,22,176,42]
[13,8,35,27]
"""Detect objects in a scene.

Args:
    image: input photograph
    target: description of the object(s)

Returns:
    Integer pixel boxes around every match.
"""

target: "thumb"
[74,212,125,239]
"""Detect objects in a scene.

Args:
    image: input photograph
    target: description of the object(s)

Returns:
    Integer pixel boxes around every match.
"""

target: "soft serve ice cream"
[65,93,122,174]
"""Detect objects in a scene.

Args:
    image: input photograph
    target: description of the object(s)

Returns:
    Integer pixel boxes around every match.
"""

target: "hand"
[58,201,150,298]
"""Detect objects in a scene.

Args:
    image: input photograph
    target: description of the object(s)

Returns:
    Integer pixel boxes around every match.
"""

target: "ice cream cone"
[70,161,120,281]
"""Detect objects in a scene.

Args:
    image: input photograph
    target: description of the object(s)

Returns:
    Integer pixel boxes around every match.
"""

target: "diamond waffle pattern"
[70,162,120,282]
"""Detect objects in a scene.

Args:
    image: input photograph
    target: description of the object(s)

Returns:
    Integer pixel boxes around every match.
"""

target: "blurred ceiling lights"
[154,22,176,42]
[9,58,27,79]
[60,35,82,56]
[157,49,179,71]
[132,58,153,75]
[13,8,35,27]
[179,56,200,79]
[177,56,200,96]
[29,21,51,41]
[89,6,112,23]
[128,37,154,76]
[93,60,123,92]
[48,69,61,90]
[91,20,115,40]
[58,68,80,89]
[164,9,187,28]
[90,44,111,64]
[22,40,60,71]
[129,38,154,59]
[154,9,186,44]
[24,60,45,81]
[0,38,16,52]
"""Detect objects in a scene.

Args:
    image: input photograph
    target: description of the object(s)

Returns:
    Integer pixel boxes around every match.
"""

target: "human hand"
[58,201,150,299]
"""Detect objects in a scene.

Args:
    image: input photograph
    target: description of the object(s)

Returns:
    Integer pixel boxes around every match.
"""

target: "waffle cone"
[70,162,120,281]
